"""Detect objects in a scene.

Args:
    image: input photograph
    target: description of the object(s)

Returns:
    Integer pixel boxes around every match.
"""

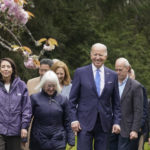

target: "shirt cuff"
[71,121,79,125]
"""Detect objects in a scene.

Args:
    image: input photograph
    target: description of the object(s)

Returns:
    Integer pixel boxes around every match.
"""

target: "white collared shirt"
[118,76,128,98]
[92,64,105,96]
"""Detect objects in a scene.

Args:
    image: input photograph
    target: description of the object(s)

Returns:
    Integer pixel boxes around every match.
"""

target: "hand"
[71,121,81,136]
[21,129,28,139]
[148,138,150,145]
[112,124,121,134]
[68,144,74,150]
[130,131,138,140]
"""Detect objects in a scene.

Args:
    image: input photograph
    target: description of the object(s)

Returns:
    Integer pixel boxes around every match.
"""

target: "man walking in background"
[69,43,121,150]
[109,58,143,150]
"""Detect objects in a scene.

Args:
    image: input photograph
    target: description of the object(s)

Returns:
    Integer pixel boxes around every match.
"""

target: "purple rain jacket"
[0,77,32,136]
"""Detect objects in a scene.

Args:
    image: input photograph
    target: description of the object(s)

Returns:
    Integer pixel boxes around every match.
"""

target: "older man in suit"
[129,68,148,150]
[69,43,121,150]
[109,58,143,150]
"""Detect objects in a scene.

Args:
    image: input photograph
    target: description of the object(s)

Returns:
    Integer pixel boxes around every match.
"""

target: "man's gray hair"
[116,57,130,67]
[36,70,61,93]
[91,43,107,56]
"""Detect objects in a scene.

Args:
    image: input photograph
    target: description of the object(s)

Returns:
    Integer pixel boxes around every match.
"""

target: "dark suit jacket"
[30,91,75,150]
[141,86,148,133]
[120,78,143,137]
[69,64,121,132]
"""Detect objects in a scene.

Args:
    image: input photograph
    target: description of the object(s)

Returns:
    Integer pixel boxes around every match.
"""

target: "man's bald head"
[115,58,130,68]
[91,43,107,56]
[115,58,130,82]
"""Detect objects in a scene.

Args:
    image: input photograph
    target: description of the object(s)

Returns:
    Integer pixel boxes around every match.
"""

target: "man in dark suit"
[69,43,121,150]
[109,58,143,150]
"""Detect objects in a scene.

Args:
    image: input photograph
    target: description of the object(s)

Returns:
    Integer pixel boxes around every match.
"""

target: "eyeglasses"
[46,84,56,89]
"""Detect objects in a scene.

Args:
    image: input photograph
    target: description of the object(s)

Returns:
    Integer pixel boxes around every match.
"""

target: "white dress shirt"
[92,64,105,96]
[118,76,128,98]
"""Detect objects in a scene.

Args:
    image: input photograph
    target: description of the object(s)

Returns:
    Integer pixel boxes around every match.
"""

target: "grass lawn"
[144,142,150,150]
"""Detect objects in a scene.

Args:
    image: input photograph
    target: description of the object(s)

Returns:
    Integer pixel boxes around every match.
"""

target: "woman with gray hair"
[29,71,75,150]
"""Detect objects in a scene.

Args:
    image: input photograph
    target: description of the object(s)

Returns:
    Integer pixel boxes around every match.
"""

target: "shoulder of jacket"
[31,92,41,99]
[18,80,26,87]
[56,93,68,103]
[14,77,26,87]
[104,66,117,75]
[11,78,27,94]
[132,79,141,86]
[76,64,91,72]
[27,76,40,84]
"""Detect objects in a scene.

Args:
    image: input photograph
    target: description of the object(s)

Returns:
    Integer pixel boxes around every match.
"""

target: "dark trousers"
[77,115,109,150]
[118,135,130,150]
[30,147,65,150]
[109,134,130,150]
[0,135,21,150]
[109,133,119,150]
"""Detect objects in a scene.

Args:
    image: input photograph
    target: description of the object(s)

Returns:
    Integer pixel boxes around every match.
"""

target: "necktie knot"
[96,69,100,72]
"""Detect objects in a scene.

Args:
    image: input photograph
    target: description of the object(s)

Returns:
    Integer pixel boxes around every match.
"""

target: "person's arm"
[111,74,121,126]
[141,87,148,129]
[69,69,81,122]
[148,100,150,144]
[63,97,75,146]
[130,83,143,139]
[111,74,121,134]
[69,69,82,134]
[21,87,32,130]
[20,83,32,143]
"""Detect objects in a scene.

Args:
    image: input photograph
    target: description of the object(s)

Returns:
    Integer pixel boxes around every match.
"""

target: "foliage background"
[0,0,150,97]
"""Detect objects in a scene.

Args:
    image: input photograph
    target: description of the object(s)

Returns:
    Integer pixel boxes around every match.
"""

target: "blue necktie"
[95,69,101,96]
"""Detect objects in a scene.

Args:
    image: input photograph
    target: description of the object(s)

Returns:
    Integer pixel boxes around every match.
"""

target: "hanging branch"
[0,35,12,46]
[24,25,36,43]
[0,22,22,46]
[0,40,12,51]
[38,49,45,58]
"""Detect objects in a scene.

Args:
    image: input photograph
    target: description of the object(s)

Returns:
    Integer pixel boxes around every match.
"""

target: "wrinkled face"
[0,60,13,79]
[43,82,56,96]
[39,64,50,77]
[56,67,65,84]
[115,62,129,82]
[90,47,107,68]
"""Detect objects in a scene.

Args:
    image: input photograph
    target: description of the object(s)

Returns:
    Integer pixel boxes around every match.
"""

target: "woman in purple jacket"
[29,70,75,150]
[0,58,32,150]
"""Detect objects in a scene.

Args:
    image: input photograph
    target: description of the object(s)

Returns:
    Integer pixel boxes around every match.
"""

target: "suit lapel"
[100,67,110,96]
[121,78,131,102]
[87,64,99,97]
